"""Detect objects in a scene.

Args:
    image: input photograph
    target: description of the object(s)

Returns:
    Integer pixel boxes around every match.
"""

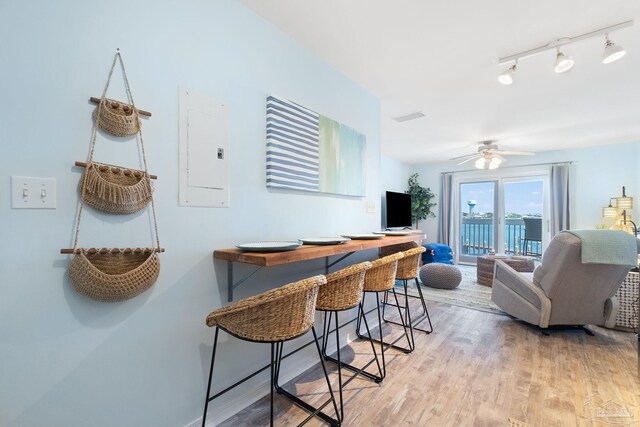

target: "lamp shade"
[488,156,503,169]
[603,206,618,218]
[498,64,516,85]
[617,196,633,210]
[603,40,626,64]
[554,51,574,73]
[475,157,489,169]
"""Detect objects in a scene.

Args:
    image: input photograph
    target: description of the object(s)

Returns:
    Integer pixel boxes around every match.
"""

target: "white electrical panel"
[178,87,230,207]
[11,176,57,209]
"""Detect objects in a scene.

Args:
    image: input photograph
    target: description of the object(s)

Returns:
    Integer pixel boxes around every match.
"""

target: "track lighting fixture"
[554,49,574,73]
[498,63,516,85]
[602,35,626,64]
[496,20,632,84]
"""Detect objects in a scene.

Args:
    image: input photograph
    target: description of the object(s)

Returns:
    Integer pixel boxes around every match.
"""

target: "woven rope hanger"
[68,50,162,302]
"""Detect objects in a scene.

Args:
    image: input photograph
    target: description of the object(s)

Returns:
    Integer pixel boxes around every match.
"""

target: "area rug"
[396,264,506,316]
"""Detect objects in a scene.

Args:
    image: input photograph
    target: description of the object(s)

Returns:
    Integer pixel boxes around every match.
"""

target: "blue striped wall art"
[266,95,366,196]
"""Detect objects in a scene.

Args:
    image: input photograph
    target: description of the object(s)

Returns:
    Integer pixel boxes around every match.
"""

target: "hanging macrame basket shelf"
[66,248,162,302]
[77,161,156,215]
[64,50,163,303]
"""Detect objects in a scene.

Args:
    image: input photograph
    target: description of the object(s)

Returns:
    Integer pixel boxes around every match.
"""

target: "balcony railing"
[460,217,542,256]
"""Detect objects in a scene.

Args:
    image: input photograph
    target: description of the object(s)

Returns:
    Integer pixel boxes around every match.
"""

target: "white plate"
[300,237,351,245]
[236,241,302,252]
[372,230,413,236]
[341,234,384,240]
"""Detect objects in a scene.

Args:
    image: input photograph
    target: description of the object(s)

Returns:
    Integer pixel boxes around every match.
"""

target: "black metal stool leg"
[334,311,344,422]
[321,311,333,359]
[202,327,220,427]
[360,290,414,354]
[401,280,416,351]
[274,328,341,426]
[382,277,433,338]
[270,343,276,427]
[412,277,433,334]
[323,302,386,384]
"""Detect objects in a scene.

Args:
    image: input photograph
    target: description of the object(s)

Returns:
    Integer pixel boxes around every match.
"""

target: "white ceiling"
[240,0,640,165]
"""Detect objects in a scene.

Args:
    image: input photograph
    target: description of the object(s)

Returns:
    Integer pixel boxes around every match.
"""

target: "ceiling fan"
[449,140,535,169]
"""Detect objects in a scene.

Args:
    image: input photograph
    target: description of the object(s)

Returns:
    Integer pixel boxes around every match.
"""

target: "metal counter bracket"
[227,253,356,301]
[228,262,263,302]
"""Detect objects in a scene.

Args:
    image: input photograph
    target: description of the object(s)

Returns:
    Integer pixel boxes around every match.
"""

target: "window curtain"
[550,164,571,235]
[437,173,453,245]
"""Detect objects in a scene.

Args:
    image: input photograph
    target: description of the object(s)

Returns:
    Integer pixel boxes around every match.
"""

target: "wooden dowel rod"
[89,96,152,117]
[60,248,165,254]
[74,161,158,180]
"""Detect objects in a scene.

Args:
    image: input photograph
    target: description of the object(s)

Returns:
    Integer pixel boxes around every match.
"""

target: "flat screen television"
[385,191,412,229]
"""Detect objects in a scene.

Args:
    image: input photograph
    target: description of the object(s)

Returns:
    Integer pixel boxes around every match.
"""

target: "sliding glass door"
[503,179,544,256]
[459,181,498,263]
[456,173,549,264]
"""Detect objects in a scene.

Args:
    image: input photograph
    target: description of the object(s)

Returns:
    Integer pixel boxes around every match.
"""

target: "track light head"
[554,50,574,73]
[498,63,516,85]
[603,36,626,64]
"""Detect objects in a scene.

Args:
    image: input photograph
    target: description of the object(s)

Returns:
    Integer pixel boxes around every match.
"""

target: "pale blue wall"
[413,140,640,242]
[0,1,381,426]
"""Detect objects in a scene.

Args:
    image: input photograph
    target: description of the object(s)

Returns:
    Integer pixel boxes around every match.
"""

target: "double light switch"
[11,176,57,209]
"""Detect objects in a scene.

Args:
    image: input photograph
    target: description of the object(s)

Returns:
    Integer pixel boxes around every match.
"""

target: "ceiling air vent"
[392,111,425,123]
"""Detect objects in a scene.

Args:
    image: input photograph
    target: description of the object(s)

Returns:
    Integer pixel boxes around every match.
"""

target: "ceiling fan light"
[554,51,574,73]
[498,64,516,85]
[603,39,626,64]
[488,156,503,169]
[475,157,489,169]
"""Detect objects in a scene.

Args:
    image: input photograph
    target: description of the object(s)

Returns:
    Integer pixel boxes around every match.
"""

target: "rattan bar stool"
[355,251,414,370]
[380,243,433,348]
[316,261,376,422]
[202,275,340,427]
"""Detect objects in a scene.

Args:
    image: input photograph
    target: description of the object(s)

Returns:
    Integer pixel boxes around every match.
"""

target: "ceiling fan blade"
[450,153,480,161]
[494,150,535,156]
[457,156,480,165]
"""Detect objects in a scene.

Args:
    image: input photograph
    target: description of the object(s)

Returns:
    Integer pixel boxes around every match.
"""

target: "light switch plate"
[11,176,57,209]
[366,201,376,214]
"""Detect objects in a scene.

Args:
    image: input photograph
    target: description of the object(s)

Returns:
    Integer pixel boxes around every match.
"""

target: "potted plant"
[407,173,436,229]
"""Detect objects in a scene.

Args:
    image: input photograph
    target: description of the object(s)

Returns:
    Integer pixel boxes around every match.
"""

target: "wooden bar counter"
[214,234,424,301]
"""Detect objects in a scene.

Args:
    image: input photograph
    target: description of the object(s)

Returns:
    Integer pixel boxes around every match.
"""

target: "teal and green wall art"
[266,95,366,196]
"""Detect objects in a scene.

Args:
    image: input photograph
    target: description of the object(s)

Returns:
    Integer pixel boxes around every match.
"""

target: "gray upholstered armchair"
[491,231,639,330]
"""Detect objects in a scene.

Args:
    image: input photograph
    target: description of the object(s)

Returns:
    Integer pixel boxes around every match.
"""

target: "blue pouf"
[419,263,462,289]
[422,243,454,265]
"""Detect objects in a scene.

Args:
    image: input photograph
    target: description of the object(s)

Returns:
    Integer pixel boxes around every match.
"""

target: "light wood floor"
[220,301,640,426]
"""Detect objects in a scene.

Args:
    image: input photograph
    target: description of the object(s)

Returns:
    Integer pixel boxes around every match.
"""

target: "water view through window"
[460,180,543,259]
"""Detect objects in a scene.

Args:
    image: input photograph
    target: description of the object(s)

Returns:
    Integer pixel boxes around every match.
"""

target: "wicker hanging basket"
[80,161,152,214]
[94,97,140,137]
[68,249,160,302]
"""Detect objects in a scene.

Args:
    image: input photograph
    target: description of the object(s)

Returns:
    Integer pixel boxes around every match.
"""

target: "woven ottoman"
[419,263,462,289]
[476,255,535,287]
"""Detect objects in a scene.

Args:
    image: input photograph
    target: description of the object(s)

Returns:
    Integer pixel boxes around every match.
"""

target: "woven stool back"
[395,246,426,280]
[206,275,326,342]
[316,262,372,311]
[363,252,404,292]
[378,241,419,258]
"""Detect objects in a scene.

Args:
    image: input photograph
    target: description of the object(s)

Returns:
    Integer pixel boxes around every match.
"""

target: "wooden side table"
[476,255,536,287]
